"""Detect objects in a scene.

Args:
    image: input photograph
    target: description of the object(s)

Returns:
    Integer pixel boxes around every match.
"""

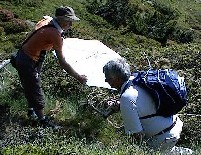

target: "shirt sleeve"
[120,87,143,135]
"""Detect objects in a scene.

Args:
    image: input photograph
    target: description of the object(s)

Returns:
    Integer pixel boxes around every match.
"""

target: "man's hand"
[107,99,120,112]
[55,50,88,84]
[77,74,88,84]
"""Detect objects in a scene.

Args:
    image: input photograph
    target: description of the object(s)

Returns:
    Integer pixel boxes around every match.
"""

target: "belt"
[155,118,177,136]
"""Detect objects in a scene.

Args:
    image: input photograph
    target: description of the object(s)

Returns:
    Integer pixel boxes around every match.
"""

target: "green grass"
[0,0,201,154]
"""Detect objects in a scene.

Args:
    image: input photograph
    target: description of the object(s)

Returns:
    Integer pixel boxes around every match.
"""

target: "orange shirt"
[22,18,63,61]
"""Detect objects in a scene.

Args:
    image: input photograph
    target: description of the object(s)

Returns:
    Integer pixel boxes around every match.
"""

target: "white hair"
[103,58,131,81]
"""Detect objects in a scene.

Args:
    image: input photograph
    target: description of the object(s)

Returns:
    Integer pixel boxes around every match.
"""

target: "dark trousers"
[16,50,45,110]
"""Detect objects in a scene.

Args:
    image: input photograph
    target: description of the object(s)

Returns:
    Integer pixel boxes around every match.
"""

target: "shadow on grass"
[0,102,106,148]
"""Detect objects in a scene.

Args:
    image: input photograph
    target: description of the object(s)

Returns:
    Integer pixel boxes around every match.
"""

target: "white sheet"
[62,38,122,89]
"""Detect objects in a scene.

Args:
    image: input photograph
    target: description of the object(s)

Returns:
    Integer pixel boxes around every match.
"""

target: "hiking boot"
[39,117,61,130]
[27,109,38,121]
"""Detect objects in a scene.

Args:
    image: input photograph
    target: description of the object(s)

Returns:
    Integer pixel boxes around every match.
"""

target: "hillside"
[0,0,201,154]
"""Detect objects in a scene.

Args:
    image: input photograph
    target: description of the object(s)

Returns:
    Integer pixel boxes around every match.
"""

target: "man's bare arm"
[55,50,87,84]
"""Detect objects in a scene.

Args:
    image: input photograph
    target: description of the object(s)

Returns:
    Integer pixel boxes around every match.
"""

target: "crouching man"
[103,58,192,154]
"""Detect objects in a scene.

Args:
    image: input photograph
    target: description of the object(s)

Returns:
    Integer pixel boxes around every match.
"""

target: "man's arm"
[55,50,87,84]
[120,88,145,145]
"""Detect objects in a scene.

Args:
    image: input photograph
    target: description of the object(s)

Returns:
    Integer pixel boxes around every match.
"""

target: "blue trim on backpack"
[121,69,188,119]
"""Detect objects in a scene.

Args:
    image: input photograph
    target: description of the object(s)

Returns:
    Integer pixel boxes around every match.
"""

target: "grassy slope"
[0,0,201,154]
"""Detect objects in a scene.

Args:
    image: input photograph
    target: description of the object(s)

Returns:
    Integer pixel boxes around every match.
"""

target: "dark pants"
[16,50,45,110]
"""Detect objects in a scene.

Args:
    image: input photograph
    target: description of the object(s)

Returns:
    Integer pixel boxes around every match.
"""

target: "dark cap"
[55,6,80,21]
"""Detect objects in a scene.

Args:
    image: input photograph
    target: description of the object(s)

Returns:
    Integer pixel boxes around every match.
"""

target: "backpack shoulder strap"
[21,24,57,65]
[120,72,140,97]
[22,24,56,46]
[121,71,161,119]
[140,113,159,119]
[120,82,131,97]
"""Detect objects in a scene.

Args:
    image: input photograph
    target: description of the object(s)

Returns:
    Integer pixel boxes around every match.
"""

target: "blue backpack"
[122,69,188,118]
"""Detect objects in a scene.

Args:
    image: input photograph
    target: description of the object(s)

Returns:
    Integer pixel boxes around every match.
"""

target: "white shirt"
[120,79,182,138]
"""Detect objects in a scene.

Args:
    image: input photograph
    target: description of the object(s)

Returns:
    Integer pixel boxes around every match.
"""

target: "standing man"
[103,58,192,154]
[15,6,87,129]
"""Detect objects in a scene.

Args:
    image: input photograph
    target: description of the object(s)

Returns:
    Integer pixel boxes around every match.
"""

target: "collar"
[120,76,135,95]
[52,18,63,34]
[120,81,128,95]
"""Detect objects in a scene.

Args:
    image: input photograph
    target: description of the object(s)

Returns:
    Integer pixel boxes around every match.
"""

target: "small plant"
[2,18,29,34]
[0,8,15,22]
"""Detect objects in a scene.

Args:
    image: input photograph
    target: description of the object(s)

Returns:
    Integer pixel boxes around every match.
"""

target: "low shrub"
[41,53,85,99]
[1,18,29,34]
[0,26,4,33]
[86,0,199,45]
[0,8,15,22]
[7,0,44,7]
[172,27,195,43]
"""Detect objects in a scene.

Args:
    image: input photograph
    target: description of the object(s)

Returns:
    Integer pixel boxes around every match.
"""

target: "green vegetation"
[0,0,200,154]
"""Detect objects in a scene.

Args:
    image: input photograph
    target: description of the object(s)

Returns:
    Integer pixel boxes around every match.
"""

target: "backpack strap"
[120,73,160,120]
[22,24,56,46]
[120,72,140,97]
[21,24,57,66]
[120,82,131,98]
[140,113,159,119]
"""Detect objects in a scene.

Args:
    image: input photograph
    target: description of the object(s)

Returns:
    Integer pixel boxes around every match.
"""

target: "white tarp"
[0,59,10,70]
[62,38,122,89]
